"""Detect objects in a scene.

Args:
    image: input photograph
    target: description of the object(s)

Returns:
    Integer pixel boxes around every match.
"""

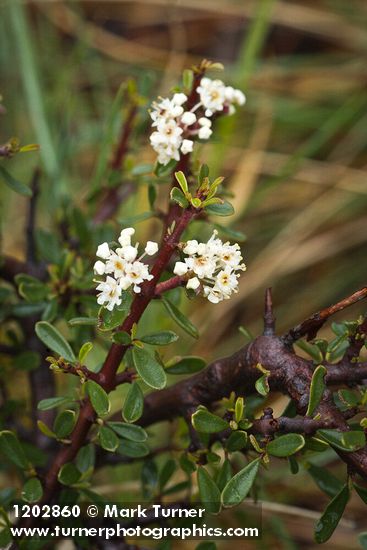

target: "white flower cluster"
[149,77,245,166]
[94,228,158,311]
[173,230,246,304]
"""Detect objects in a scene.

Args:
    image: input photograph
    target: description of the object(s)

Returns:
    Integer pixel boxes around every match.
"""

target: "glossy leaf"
[221,459,260,508]
[53,410,76,439]
[123,382,144,423]
[140,331,178,346]
[132,346,167,389]
[0,431,29,469]
[166,356,206,375]
[317,429,366,452]
[162,297,198,339]
[314,484,349,543]
[37,396,72,411]
[58,463,81,486]
[192,409,229,433]
[87,380,110,417]
[308,464,343,498]
[205,200,234,217]
[306,365,326,417]
[35,322,75,362]
[197,467,221,514]
[99,426,119,452]
[108,422,147,442]
[267,434,305,457]
[22,478,43,503]
[226,430,248,452]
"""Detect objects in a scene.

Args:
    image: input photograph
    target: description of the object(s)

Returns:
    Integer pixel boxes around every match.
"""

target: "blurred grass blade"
[235,0,277,88]
[8,2,59,180]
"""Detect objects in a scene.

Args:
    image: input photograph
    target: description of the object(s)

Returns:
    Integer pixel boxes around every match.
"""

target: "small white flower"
[185,256,216,279]
[183,240,200,255]
[186,277,200,290]
[96,242,110,259]
[234,89,246,106]
[118,227,135,247]
[173,261,188,276]
[120,245,138,262]
[105,252,126,279]
[198,126,213,140]
[96,276,122,311]
[172,93,188,106]
[181,111,197,126]
[181,139,194,154]
[203,286,223,304]
[145,241,158,256]
[198,117,212,127]
[215,268,239,295]
[93,260,106,276]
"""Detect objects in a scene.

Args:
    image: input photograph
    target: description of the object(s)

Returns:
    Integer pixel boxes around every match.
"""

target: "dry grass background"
[0,0,367,548]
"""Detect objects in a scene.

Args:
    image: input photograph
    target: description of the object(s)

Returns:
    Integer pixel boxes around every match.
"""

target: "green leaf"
[68,317,98,327]
[37,420,56,439]
[98,296,132,331]
[191,409,229,433]
[182,69,194,90]
[87,380,110,417]
[0,165,32,196]
[191,197,202,208]
[354,484,367,505]
[226,431,248,452]
[170,187,189,208]
[306,365,326,416]
[78,342,93,363]
[267,434,305,457]
[255,374,269,396]
[99,426,119,452]
[19,281,48,303]
[159,459,176,490]
[308,464,343,498]
[37,396,72,411]
[317,429,366,452]
[123,382,144,423]
[53,410,76,439]
[314,484,349,543]
[76,445,95,473]
[0,431,29,469]
[166,356,206,375]
[140,331,178,346]
[108,422,147,442]
[221,458,260,508]
[174,171,189,194]
[155,159,177,178]
[22,478,43,503]
[35,321,76,362]
[112,331,131,345]
[198,164,209,184]
[197,467,221,514]
[162,297,198,339]
[205,201,234,217]
[132,346,167,390]
[359,533,367,550]
[216,459,232,492]
[117,439,149,458]
[58,463,81,486]
[235,397,244,423]
[296,340,323,363]
[214,224,246,242]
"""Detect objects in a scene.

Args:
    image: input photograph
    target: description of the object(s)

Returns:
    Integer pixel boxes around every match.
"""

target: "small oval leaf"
[267,434,305,457]
[221,459,260,508]
[35,321,75,362]
[132,347,167,390]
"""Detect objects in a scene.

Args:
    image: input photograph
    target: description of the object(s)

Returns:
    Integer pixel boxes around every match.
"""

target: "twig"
[283,286,367,345]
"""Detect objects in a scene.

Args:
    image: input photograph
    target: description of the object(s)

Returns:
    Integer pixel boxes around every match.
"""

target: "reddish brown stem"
[155,275,185,295]
[42,207,197,501]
